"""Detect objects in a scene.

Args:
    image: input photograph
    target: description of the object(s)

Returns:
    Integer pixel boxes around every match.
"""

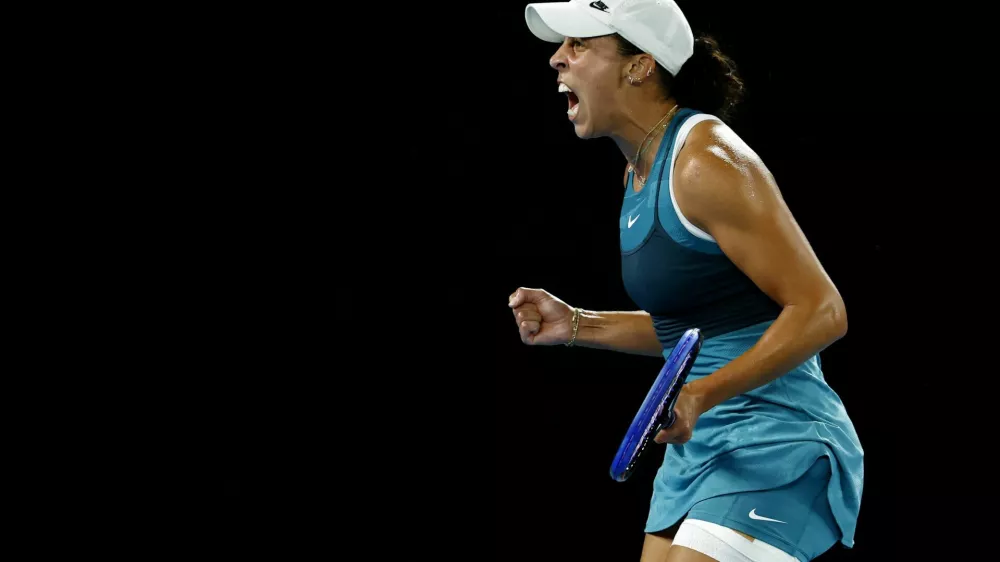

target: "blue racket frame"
[609,328,704,482]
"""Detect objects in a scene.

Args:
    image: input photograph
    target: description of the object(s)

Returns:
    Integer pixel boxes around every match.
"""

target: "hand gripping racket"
[609,328,703,482]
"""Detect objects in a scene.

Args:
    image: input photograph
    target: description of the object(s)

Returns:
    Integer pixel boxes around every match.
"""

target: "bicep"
[677,153,840,308]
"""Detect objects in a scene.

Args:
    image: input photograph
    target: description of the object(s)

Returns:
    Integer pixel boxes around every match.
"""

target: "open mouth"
[559,83,580,120]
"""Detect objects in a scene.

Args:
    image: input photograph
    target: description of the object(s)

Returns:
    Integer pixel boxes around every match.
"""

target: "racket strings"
[611,329,703,482]
[621,355,692,478]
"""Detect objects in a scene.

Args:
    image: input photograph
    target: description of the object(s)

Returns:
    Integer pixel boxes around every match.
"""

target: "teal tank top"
[620,108,782,342]
[620,109,864,549]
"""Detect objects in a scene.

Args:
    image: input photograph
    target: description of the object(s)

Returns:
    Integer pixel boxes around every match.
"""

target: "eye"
[569,38,583,48]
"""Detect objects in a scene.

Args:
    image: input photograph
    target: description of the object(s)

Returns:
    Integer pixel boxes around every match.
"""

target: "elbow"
[832,304,848,341]
[819,294,848,342]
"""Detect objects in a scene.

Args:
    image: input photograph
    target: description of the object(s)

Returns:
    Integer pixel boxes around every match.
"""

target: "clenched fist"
[508,287,575,346]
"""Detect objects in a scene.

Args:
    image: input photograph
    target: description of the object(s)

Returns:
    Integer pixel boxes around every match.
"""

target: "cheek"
[584,64,620,105]
[585,78,619,115]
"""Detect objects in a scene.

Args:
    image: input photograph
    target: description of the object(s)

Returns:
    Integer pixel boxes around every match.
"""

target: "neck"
[611,98,678,178]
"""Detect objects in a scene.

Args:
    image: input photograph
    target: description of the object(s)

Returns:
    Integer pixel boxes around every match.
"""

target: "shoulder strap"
[654,110,725,254]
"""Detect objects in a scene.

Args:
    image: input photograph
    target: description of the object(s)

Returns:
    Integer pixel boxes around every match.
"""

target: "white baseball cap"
[525,0,694,76]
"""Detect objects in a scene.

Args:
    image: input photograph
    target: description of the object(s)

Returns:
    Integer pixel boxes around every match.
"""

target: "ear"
[626,53,657,83]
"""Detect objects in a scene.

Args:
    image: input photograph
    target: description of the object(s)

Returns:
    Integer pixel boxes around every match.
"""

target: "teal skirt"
[645,321,864,553]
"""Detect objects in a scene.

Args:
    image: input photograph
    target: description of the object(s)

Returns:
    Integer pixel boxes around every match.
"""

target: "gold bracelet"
[565,307,581,347]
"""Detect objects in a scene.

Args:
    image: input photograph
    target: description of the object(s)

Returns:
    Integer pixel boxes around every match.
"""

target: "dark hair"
[615,33,744,123]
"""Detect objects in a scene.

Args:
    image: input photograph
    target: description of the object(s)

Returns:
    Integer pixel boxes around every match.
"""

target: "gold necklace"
[627,105,679,189]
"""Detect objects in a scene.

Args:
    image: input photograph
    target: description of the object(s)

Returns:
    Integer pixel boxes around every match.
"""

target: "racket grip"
[654,410,676,434]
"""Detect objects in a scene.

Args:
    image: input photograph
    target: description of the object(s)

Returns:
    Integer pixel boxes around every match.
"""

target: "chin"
[572,121,598,139]
[570,113,606,139]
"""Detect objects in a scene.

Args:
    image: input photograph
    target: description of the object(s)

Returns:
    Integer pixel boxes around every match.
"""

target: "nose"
[549,41,569,70]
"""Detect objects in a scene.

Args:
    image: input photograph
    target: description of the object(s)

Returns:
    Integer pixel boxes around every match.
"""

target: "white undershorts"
[672,519,801,562]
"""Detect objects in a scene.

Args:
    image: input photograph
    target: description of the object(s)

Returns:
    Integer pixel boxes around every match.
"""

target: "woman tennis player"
[508,1,864,560]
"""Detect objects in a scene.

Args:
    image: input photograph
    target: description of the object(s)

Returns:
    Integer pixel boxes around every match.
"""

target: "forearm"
[575,310,664,357]
[687,298,847,411]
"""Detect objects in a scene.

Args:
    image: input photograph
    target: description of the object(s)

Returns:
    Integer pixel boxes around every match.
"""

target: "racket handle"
[654,411,676,434]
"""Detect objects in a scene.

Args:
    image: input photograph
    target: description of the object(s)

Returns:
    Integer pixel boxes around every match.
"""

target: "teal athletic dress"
[620,108,864,561]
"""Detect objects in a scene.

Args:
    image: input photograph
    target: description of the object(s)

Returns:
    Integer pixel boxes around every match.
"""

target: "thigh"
[667,518,800,562]
[643,528,753,562]
[664,545,720,562]
[643,522,753,561]
[641,526,743,562]
[640,532,674,562]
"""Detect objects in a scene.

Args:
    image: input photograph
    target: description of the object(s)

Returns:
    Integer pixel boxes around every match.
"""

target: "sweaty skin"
[649,118,847,446]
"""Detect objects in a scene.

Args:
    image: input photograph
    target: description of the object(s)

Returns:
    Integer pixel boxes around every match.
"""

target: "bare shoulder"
[668,118,843,312]
[672,119,782,231]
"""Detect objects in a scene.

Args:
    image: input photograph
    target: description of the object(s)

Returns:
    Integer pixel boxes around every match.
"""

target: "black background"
[205,1,993,559]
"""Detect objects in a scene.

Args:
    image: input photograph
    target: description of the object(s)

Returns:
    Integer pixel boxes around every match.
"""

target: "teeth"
[558,83,572,93]
[568,104,579,118]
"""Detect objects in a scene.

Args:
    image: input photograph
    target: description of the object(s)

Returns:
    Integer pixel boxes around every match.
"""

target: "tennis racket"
[609,328,703,482]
